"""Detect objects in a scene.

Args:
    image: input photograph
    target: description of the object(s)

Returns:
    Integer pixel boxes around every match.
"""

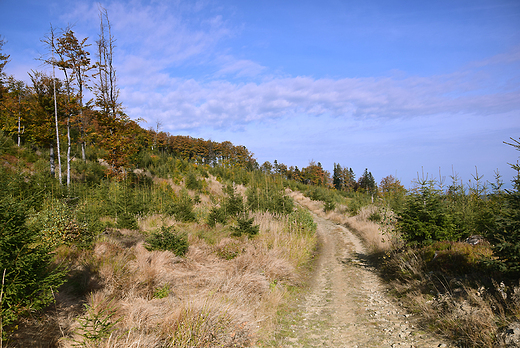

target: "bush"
[117,212,138,230]
[397,179,462,244]
[28,199,90,248]
[72,160,106,185]
[421,241,494,276]
[231,214,259,237]
[368,210,382,223]
[0,194,66,334]
[145,226,189,256]
[345,191,372,215]
[165,189,196,222]
[287,207,317,235]
[487,164,520,275]
[223,185,244,217]
[185,172,203,191]
[323,197,336,212]
[207,206,227,227]
[246,183,294,215]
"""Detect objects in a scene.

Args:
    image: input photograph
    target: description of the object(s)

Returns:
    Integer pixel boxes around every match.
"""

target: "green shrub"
[165,189,196,222]
[287,207,317,235]
[207,206,227,227]
[72,160,106,185]
[307,186,329,202]
[0,194,66,334]
[117,212,138,230]
[72,300,120,346]
[323,197,336,212]
[28,199,90,248]
[421,241,494,276]
[145,226,189,256]
[368,211,382,223]
[185,172,203,191]
[487,161,520,275]
[223,185,244,217]
[246,184,294,214]
[0,130,16,156]
[346,192,372,215]
[397,180,462,244]
[231,215,259,237]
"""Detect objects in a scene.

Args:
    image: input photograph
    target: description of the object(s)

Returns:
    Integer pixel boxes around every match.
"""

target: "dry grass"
[401,280,520,347]
[383,243,520,347]
[44,200,316,347]
[204,175,224,197]
[6,180,316,348]
[138,214,177,232]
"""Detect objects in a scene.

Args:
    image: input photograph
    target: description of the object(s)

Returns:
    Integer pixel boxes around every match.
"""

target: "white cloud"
[45,0,520,136]
[213,55,266,78]
[121,58,520,132]
[107,0,231,66]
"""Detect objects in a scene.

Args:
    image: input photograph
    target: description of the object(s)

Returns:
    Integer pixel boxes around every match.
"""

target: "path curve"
[271,213,453,348]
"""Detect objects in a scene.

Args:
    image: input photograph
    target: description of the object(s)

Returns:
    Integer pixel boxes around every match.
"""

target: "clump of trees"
[0,13,256,183]
[393,145,519,277]
[0,165,66,335]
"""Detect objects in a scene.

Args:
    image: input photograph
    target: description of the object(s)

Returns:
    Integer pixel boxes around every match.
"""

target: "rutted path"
[270,214,452,348]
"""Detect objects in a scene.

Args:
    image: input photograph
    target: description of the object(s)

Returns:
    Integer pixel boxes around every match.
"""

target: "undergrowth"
[381,242,520,347]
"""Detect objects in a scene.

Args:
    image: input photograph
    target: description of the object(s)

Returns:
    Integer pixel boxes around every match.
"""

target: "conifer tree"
[0,171,65,333]
[487,138,520,274]
[333,163,343,190]
[358,168,377,195]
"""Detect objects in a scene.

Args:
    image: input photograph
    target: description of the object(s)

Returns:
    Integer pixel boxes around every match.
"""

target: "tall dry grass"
[383,243,520,347]
[53,208,316,347]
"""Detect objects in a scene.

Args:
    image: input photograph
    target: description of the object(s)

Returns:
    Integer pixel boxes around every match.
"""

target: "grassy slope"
[2,138,519,348]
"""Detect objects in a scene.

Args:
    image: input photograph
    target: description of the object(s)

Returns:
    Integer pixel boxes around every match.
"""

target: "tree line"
[0,8,256,184]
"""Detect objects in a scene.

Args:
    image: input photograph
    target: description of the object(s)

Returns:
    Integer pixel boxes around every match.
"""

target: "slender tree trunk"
[80,108,86,162]
[17,94,21,147]
[52,46,62,184]
[50,143,55,177]
[67,116,71,187]
[81,140,86,162]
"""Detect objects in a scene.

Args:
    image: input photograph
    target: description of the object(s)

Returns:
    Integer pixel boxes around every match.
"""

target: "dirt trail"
[270,214,453,348]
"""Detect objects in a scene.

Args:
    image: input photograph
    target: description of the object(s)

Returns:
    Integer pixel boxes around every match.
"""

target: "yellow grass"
[56,206,316,347]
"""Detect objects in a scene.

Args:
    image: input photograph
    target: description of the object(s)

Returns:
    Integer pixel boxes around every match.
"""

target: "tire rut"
[270,214,453,348]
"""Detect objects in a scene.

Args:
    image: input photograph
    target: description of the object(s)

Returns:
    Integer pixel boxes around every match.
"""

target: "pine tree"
[0,171,65,333]
[333,163,343,190]
[487,138,520,275]
[358,168,377,195]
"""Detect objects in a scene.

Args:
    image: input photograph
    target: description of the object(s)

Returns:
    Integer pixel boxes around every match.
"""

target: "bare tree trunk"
[67,116,71,187]
[17,94,21,147]
[81,138,86,161]
[97,6,120,117]
[51,30,62,184]
[81,110,86,162]
[50,143,55,177]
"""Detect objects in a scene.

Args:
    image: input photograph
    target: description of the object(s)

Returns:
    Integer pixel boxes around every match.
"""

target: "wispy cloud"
[108,0,232,66]
[48,0,520,135]
[213,55,266,78]
[122,56,520,131]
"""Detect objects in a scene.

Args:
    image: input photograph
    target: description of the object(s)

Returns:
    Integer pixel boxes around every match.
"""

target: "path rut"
[271,214,452,348]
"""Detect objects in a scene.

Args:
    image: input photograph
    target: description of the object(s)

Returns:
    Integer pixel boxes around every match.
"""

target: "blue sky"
[1,0,520,188]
